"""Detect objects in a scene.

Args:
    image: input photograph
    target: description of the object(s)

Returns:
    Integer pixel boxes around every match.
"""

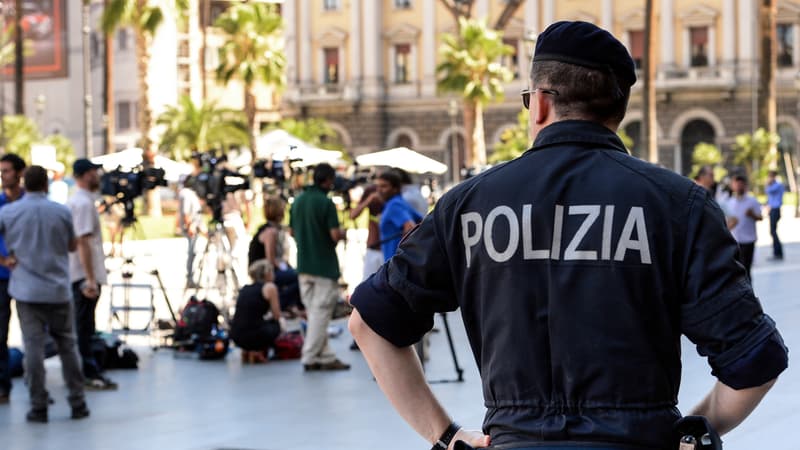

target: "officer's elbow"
[348,309,370,343]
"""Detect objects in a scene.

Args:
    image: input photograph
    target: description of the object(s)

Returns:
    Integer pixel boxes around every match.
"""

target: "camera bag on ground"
[273,331,303,360]
[173,296,229,359]
[90,332,139,370]
[9,347,23,377]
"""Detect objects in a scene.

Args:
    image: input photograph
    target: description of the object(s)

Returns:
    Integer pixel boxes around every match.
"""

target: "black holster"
[674,415,723,450]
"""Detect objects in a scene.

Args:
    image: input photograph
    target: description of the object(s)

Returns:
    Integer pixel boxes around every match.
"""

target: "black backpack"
[174,296,220,342]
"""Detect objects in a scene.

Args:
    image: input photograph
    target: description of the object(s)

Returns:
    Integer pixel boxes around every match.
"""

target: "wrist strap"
[430,422,460,450]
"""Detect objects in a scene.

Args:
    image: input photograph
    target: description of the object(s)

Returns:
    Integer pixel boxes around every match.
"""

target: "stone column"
[722,0,736,64]
[661,0,675,68]
[422,0,437,97]
[346,0,362,100]
[525,0,539,36]
[283,0,298,99]
[543,0,554,27]
[299,0,313,90]
[362,0,384,98]
[602,0,613,31]
[738,0,755,75]
[475,0,489,20]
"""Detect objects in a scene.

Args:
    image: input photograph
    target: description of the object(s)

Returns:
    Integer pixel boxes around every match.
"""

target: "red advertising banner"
[3,0,68,79]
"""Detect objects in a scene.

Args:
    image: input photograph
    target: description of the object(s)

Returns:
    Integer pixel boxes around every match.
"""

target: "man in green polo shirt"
[289,163,349,371]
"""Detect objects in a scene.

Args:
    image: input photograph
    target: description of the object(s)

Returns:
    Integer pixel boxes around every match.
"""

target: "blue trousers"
[0,279,11,393]
[769,208,783,258]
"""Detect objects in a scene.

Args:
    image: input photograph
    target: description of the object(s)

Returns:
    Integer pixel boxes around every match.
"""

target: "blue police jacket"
[351,120,788,449]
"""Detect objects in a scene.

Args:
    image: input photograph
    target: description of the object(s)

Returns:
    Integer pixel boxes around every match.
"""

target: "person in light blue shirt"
[765,170,785,260]
[377,170,422,262]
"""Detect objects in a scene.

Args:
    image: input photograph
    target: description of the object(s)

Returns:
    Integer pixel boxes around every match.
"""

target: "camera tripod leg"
[426,312,465,384]
[151,269,177,322]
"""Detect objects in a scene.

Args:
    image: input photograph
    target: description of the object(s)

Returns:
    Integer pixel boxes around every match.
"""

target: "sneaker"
[84,376,118,391]
[71,403,90,420]
[349,340,360,351]
[26,408,48,423]
[305,359,350,371]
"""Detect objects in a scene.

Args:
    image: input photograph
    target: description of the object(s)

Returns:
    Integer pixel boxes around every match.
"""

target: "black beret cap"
[533,21,637,89]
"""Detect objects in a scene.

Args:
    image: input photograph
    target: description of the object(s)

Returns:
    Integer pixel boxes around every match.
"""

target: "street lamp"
[448,99,460,184]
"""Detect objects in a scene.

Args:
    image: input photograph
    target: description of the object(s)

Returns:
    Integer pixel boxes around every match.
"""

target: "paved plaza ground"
[0,211,797,450]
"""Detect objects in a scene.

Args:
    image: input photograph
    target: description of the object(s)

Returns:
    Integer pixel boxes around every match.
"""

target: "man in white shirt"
[67,159,117,391]
[726,173,762,279]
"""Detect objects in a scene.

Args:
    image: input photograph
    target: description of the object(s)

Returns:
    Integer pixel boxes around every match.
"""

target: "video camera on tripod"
[331,163,370,209]
[192,152,250,223]
[100,165,167,226]
[252,146,303,199]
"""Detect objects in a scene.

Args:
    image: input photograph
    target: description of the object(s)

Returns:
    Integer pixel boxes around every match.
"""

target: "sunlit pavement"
[0,212,797,449]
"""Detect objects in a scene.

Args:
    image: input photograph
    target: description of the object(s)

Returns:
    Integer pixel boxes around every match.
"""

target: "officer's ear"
[533,91,553,125]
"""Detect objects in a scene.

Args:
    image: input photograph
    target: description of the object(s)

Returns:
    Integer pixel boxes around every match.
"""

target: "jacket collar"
[529,120,629,154]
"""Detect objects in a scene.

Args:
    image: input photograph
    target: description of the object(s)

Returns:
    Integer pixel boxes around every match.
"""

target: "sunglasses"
[521,88,559,109]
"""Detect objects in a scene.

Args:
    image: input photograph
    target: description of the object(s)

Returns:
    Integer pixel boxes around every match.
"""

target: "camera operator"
[178,167,204,289]
[220,172,251,287]
[349,21,787,450]
[348,181,384,281]
[67,159,117,391]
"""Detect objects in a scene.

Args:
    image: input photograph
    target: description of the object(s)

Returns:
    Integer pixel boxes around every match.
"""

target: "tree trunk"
[758,0,777,163]
[462,100,476,171]
[104,0,114,154]
[245,87,258,162]
[13,0,23,114]
[134,1,160,217]
[642,0,659,164]
[472,101,487,166]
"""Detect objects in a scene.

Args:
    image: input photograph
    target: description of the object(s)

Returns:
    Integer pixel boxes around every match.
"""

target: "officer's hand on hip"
[450,429,491,450]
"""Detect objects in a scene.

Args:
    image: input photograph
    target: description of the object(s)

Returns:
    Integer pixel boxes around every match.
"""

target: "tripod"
[191,219,241,326]
[418,312,465,384]
[108,218,178,346]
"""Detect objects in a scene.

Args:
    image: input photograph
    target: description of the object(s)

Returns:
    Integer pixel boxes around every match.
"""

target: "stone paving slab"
[0,216,797,449]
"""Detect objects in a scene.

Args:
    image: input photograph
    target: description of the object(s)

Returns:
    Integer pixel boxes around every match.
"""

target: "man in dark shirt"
[289,163,349,371]
[349,21,787,450]
[0,153,25,404]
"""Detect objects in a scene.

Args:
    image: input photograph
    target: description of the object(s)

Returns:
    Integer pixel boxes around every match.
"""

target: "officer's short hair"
[378,170,402,190]
[23,165,48,192]
[529,21,635,125]
[0,153,26,172]
[313,163,336,186]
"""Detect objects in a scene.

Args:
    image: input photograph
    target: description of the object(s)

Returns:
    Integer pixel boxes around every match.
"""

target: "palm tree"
[101,0,188,154]
[437,17,514,168]
[156,94,249,161]
[214,2,286,162]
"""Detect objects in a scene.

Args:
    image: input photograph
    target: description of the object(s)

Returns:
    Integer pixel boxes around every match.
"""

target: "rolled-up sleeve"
[350,211,458,347]
[681,188,788,389]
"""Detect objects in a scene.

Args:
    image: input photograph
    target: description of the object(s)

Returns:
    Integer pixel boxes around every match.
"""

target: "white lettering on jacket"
[461,204,651,268]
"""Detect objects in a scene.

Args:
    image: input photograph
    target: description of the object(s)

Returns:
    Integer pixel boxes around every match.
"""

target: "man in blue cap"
[349,21,787,449]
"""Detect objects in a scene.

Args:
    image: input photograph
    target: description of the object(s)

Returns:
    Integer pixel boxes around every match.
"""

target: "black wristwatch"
[431,422,460,450]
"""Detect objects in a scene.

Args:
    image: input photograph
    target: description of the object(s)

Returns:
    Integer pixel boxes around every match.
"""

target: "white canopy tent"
[256,129,344,167]
[355,147,448,175]
[91,148,193,182]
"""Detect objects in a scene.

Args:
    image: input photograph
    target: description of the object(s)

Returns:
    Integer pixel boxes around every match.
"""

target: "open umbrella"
[256,129,344,167]
[355,147,448,174]
[91,148,193,182]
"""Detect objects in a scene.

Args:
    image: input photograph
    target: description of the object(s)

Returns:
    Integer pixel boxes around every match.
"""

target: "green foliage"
[617,129,634,151]
[1,115,75,167]
[489,110,529,163]
[268,118,344,151]
[733,128,780,188]
[436,18,514,104]
[156,95,249,161]
[690,142,727,181]
[101,0,187,36]
[214,3,286,90]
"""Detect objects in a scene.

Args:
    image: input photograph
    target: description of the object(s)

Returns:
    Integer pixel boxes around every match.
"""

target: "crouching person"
[0,166,89,422]
[230,260,285,363]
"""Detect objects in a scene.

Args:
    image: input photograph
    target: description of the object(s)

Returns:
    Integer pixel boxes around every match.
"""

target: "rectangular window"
[778,23,794,67]
[502,38,519,79]
[629,30,644,69]
[395,44,411,84]
[116,101,131,132]
[323,0,339,11]
[395,0,412,8]
[324,47,339,84]
[690,26,709,67]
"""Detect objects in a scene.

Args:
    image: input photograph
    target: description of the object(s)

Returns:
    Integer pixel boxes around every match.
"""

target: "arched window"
[623,121,644,159]
[680,119,715,176]
[394,133,413,149]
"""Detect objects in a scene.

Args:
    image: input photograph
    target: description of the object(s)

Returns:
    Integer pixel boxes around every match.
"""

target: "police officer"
[348,21,788,450]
